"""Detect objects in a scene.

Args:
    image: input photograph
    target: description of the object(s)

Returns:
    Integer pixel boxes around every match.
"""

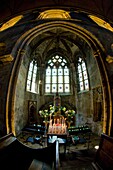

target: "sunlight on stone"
[38,9,71,19]
[89,15,113,32]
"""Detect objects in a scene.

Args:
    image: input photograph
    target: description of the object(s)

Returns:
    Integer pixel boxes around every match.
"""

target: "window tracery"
[77,57,89,91]
[45,55,70,94]
[26,59,37,93]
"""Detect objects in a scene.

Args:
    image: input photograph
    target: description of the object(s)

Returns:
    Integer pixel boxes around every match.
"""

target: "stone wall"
[0,63,13,136]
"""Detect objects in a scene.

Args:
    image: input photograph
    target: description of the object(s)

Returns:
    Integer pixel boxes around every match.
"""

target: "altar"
[46,93,68,153]
[48,93,67,134]
[39,93,76,134]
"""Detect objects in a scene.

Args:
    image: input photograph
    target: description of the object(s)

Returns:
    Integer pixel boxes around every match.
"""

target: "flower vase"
[43,117,49,135]
[67,120,73,128]
[43,121,47,136]
[67,121,71,128]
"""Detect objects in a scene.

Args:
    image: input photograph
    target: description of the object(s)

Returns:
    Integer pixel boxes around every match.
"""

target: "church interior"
[0,0,113,169]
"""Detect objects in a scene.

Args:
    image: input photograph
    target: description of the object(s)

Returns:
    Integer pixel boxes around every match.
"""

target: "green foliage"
[39,105,76,122]
[39,109,50,117]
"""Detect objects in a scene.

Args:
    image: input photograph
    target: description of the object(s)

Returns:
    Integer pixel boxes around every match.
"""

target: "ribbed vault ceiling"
[30,27,87,63]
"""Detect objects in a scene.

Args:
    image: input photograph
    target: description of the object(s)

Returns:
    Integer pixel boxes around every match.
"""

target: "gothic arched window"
[45,55,70,94]
[26,59,37,93]
[77,57,89,91]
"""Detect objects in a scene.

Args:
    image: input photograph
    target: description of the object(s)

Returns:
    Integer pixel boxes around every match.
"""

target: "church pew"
[92,133,113,170]
[0,133,60,170]
[22,124,46,135]
[68,125,92,149]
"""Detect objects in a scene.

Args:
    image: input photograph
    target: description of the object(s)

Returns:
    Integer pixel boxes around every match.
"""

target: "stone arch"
[6,21,112,135]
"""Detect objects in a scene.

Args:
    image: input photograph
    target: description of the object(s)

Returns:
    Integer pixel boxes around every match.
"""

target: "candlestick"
[54,118,55,124]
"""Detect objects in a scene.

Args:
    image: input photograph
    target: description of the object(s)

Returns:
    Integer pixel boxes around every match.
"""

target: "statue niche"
[28,101,37,124]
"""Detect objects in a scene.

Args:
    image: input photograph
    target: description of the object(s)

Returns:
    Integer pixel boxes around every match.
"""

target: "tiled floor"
[17,132,100,170]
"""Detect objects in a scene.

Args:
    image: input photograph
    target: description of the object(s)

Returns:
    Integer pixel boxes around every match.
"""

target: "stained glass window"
[26,60,37,93]
[77,57,89,91]
[45,55,70,94]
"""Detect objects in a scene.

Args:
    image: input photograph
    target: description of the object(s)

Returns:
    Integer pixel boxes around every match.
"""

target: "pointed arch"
[6,21,112,136]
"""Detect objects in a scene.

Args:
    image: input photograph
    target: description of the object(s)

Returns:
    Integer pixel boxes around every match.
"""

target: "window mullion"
[57,68,58,93]
[81,66,85,90]
[63,68,64,93]
[51,67,52,93]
